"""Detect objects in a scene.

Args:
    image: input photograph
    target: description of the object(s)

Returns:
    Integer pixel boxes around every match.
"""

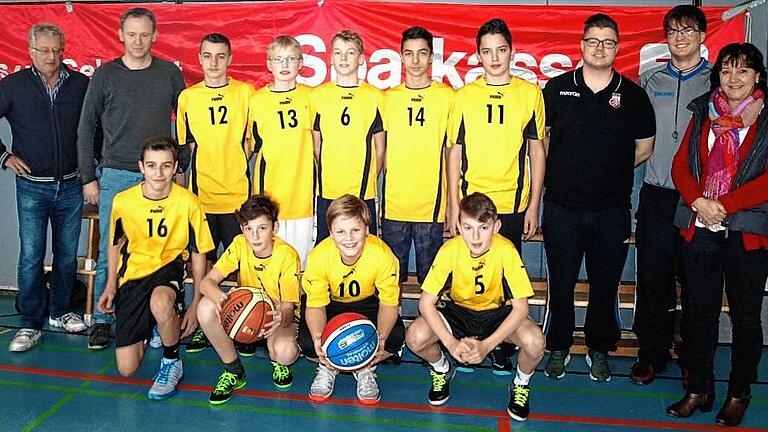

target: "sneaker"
[630,361,657,386]
[353,366,380,405]
[209,370,247,405]
[9,329,42,352]
[507,384,531,421]
[186,328,208,353]
[455,363,475,373]
[544,350,570,379]
[49,312,87,333]
[309,364,338,401]
[88,323,110,350]
[148,358,184,400]
[271,361,293,389]
[489,346,513,376]
[428,365,455,406]
[149,326,162,349]
[236,342,257,357]
[586,349,611,382]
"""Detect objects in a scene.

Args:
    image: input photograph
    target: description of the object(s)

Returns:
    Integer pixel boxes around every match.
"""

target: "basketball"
[220,287,274,344]
[320,312,379,371]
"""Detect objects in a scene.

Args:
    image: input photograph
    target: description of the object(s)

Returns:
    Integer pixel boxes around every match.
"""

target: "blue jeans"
[381,219,443,283]
[16,177,83,329]
[93,167,144,324]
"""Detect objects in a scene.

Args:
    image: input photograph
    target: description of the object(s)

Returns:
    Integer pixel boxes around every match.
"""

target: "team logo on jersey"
[559,91,580,97]
[211,93,224,102]
[254,264,265,272]
[410,95,424,103]
[279,97,293,105]
[149,205,165,214]
[341,93,354,100]
[342,269,355,279]
[609,93,621,108]
[489,91,503,100]
[472,262,485,271]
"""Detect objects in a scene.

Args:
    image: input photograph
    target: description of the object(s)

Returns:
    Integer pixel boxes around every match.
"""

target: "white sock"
[514,365,533,385]
[429,354,450,374]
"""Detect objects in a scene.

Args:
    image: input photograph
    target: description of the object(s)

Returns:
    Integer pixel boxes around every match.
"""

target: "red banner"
[0,1,744,88]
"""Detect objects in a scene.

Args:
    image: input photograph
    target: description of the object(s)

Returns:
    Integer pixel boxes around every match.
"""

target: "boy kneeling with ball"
[300,194,405,404]
[197,195,301,404]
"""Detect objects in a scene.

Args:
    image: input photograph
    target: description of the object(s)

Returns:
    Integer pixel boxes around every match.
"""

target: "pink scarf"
[704,87,764,199]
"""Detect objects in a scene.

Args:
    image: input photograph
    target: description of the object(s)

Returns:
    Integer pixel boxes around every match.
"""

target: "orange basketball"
[220,287,274,344]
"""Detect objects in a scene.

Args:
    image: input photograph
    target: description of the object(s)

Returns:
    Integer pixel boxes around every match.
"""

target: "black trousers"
[542,201,630,353]
[632,183,684,367]
[681,229,767,396]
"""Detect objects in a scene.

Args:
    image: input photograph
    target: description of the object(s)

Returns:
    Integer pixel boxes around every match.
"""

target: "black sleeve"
[542,79,557,129]
[0,77,13,167]
[633,87,656,140]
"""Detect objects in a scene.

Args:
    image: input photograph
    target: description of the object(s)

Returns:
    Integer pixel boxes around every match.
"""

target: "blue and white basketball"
[321,312,379,371]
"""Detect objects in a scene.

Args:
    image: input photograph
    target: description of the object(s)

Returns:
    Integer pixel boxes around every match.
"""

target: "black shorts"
[297,296,405,359]
[114,259,185,348]
[205,212,241,261]
[498,212,525,252]
[437,301,513,340]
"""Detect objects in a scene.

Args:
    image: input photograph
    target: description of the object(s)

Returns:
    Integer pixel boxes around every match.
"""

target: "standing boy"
[406,192,545,421]
[97,136,214,400]
[310,30,385,242]
[197,194,301,404]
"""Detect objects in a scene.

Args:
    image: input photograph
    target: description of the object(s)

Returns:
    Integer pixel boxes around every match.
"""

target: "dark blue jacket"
[0,66,89,181]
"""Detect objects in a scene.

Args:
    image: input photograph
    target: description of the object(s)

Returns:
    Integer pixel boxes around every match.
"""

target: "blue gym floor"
[1,296,766,432]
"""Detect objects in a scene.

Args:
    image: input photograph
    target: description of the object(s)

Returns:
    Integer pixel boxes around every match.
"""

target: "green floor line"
[19,360,116,431]
[0,378,493,432]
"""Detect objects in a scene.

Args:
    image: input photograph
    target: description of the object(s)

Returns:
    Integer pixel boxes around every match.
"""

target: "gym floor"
[1,296,766,432]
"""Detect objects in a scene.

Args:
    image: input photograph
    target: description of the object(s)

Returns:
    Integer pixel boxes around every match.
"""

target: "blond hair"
[331,29,363,54]
[268,35,302,58]
[327,194,371,228]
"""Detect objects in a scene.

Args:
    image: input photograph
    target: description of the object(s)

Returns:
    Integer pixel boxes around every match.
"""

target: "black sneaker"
[209,370,247,405]
[236,342,258,357]
[271,361,293,389]
[428,365,455,406]
[88,323,110,350]
[507,384,531,421]
[186,328,209,353]
[489,346,513,376]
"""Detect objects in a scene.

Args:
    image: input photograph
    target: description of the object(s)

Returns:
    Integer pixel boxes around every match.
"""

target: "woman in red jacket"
[667,43,767,427]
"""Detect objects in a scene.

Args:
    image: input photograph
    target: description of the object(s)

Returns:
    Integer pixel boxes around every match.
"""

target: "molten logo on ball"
[321,312,379,372]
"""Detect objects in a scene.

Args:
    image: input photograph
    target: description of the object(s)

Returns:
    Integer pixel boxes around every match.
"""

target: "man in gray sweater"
[77,7,187,350]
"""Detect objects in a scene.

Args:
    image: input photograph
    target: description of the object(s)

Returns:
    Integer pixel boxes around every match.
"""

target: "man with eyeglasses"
[541,13,655,382]
[77,7,186,351]
[248,35,314,269]
[1,23,90,352]
[632,5,710,386]
[176,32,255,354]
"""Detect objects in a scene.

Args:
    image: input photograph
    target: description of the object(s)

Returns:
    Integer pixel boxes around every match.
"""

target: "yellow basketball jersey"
[177,78,254,214]
[421,235,533,311]
[110,183,215,286]
[302,235,399,308]
[382,82,454,222]
[214,235,300,303]
[310,81,383,200]
[249,84,314,219]
[449,76,546,214]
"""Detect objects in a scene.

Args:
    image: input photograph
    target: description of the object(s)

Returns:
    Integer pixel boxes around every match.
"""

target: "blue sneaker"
[148,358,183,400]
[149,327,162,349]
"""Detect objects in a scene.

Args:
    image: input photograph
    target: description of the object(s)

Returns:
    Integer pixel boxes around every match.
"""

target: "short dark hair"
[401,26,433,54]
[583,13,619,39]
[476,18,511,52]
[711,43,767,92]
[663,5,707,33]
[140,135,178,162]
[120,7,156,32]
[459,192,498,223]
[235,194,280,225]
[200,33,231,54]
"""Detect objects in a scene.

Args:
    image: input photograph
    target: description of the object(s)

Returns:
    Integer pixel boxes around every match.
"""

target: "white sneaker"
[148,358,184,400]
[353,366,380,404]
[309,364,338,401]
[49,312,87,333]
[149,326,162,349]
[9,329,43,352]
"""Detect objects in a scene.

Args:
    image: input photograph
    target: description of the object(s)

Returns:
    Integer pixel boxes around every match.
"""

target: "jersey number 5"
[147,217,168,238]
[209,106,228,125]
[474,274,485,295]
[339,280,361,297]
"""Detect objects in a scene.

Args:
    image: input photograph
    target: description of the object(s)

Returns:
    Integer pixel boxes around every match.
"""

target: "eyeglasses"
[268,56,300,65]
[30,46,63,56]
[666,28,701,38]
[582,38,617,49]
